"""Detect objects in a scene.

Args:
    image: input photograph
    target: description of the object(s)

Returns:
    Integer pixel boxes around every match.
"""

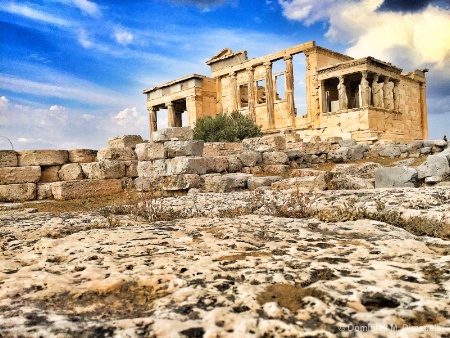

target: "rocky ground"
[0,187,450,337]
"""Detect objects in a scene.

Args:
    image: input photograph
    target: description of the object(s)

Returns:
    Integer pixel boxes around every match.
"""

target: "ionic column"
[166,102,175,127]
[264,61,275,130]
[284,55,295,127]
[230,72,238,112]
[420,82,428,139]
[148,106,158,141]
[247,67,256,122]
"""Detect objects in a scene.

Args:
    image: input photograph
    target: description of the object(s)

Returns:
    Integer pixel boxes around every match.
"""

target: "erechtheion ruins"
[143,41,428,142]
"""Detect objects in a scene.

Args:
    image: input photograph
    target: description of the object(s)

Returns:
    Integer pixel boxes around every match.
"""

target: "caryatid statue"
[338,75,348,110]
[383,77,394,110]
[393,80,400,111]
[372,73,383,108]
[361,70,371,106]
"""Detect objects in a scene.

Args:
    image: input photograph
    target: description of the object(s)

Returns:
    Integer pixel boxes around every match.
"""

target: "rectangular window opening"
[256,79,266,104]
[239,84,249,108]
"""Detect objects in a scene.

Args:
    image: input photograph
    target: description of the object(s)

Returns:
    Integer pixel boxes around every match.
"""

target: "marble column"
[166,102,175,127]
[393,80,400,111]
[383,77,394,110]
[420,82,428,139]
[372,73,383,108]
[284,55,296,127]
[247,67,256,122]
[264,61,275,130]
[230,72,238,112]
[148,106,158,141]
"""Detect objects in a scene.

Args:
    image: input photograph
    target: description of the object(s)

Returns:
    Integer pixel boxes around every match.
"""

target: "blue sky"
[1,0,449,150]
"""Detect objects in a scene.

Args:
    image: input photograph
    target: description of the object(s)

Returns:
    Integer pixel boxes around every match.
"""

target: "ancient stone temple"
[143,41,428,142]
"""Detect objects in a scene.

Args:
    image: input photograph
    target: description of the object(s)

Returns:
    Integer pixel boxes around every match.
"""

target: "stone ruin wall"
[1,128,448,202]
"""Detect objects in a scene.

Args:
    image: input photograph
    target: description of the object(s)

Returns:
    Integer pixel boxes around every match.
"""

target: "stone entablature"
[143,43,428,142]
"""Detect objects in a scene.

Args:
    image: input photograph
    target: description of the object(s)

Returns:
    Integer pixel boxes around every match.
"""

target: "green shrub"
[193,111,262,142]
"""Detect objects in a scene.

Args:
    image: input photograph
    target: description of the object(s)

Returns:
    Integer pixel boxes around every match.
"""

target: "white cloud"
[83,114,95,121]
[111,107,146,128]
[50,105,65,111]
[0,96,9,110]
[0,2,72,27]
[114,27,134,46]
[73,0,100,17]
[78,29,94,48]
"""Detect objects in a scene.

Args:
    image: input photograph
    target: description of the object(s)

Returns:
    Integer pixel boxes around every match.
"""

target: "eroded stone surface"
[0,187,449,337]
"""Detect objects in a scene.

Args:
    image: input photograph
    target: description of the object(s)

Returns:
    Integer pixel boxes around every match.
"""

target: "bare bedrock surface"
[0,187,449,337]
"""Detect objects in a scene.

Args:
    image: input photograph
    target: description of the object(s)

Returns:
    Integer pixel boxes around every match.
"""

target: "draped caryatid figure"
[338,75,348,110]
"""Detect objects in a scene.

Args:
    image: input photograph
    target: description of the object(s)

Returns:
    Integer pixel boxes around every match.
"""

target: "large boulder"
[17,150,68,166]
[152,127,193,143]
[164,140,204,158]
[242,135,286,152]
[0,166,41,184]
[416,154,450,179]
[375,167,418,188]
[108,135,143,149]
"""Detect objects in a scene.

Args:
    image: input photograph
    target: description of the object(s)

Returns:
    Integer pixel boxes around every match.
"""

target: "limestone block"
[420,147,432,154]
[18,150,68,166]
[263,165,289,176]
[81,160,126,179]
[135,142,166,161]
[347,145,369,161]
[121,177,134,190]
[37,183,54,200]
[440,147,450,161]
[40,166,61,183]
[406,141,423,152]
[238,151,262,167]
[297,142,332,155]
[164,140,204,158]
[0,150,18,167]
[203,173,252,193]
[378,145,401,158]
[227,156,242,173]
[59,163,83,181]
[124,161,138,178]
[326,136,343,143]
[262,151,289,165]
[108,135,144,149]
[375,167,418,188]
[422,140,435,147]
[203,156,228,173]
[0,166,41,184]
[286,150,302,160]
[424,176,442,184]
[291,169,328,178]
[161,174,201,191]
[165,157,206,176]
[338,139,357,147]
[271,176,327,191]
[247,176,283,191]
[394,158,416,167]
[68,149,97,163]
[137,161,157,178]
[242,135,286,152]
[97,147,137,161]
[432,139,448,148]
[329,174,374,190]
[0,183,36,202]
[417,154,450,179]
[152,127,193,143]
[52,179,122,200]
[331,162,382,179]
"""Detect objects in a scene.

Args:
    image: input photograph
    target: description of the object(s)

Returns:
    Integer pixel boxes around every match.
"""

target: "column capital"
[246,66,254,72]
[165,102,174,108]
[283,55,293,61]
[263,61,272,67]
[148,106,158,112]
[229,71,237,77]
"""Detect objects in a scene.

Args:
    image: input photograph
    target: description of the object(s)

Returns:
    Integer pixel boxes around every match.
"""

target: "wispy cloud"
[0,2,72,27]
[113,26,134,46]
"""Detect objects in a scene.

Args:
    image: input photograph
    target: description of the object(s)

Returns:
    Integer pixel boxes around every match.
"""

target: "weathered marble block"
[0,150,18,167]
[152,127,194,143]
[59,163,83,181]
[18,150,68,166]
[262,151,289,165]
[226,156,242,173]
[247,176,283,191]
[81,160,125,179]
[135,142,165,161]
[52,179,122,200]
[164,157,206,176]
[37,183,54,200]
[164,140,204,158]
[238,150,262,167]
[0,183,36,202]
[124,161,138,178]
[68,149,98,163]
[375,167,418,188]
[108,135,143,149]
[242,135,286,152]
[0,166,41,184]
[204,156,228,173]
[417,154,450,179]
[97,147,137,161]
[203,173,252,193]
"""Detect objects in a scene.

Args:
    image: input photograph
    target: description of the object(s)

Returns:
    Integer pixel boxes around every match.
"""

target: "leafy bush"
[193,111,262,142]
